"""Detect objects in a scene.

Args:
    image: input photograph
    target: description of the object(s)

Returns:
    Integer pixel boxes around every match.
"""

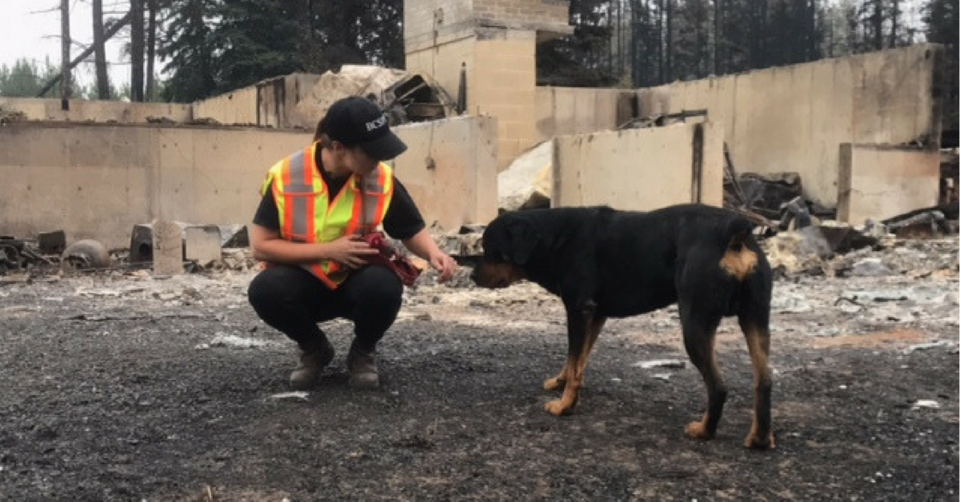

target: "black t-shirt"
[252,154,426,240]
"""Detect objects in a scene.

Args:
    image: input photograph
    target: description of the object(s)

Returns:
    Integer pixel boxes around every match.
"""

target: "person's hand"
[429,252,458,282]
[326,235,379,269]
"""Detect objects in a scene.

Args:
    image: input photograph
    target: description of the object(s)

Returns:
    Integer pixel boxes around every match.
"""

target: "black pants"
[247,264,403,353]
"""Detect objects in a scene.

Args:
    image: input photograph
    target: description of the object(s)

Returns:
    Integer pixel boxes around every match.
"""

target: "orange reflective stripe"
[307,263,338,289]
[281,157,296,240]
[303,147,317,243]
[301,146,312,186]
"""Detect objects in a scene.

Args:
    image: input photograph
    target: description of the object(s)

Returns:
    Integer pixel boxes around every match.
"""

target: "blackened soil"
[0,264,957,501]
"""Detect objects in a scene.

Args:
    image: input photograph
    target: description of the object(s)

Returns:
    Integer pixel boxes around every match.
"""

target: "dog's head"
[470,213,539,289]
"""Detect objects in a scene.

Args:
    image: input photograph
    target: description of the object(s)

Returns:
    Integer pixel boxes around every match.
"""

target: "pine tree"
[0,58,70,98]
[538,0,618,87]
[671,0,712,80]
[211,0,305,93]
[158,0,218,101]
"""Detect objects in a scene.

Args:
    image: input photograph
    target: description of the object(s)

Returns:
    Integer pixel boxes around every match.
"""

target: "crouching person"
[247,96,457,390]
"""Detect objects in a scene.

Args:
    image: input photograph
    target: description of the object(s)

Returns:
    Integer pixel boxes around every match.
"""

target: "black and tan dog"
[471,204,774,449]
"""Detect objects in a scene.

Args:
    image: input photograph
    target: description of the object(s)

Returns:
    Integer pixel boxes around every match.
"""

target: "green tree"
[211,0,305,93]
[0,58,74,98]
[158,0,218,101]
[538,0,618,87]
[672,0,712,80]
[156,0,404,100]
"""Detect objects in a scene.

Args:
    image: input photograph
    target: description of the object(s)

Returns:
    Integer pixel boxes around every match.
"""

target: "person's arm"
[402,228,457,282]
[250,224,379,269]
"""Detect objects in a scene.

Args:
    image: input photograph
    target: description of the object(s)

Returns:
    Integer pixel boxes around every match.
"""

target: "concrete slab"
[184,225,222,264]
[553,121,724,210]
[838,144,940,224]
[152,220,183,276]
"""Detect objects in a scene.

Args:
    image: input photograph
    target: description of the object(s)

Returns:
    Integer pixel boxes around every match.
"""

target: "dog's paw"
[543,377,565,391]
[544,399,571,416]
[684,421,715,440]
[744,431,776,450]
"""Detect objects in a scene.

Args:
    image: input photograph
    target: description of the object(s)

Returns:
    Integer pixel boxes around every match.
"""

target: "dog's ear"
[506,218,539,266]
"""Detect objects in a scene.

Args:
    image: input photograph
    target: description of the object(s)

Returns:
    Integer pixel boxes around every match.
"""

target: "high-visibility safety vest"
[259,141,394,289]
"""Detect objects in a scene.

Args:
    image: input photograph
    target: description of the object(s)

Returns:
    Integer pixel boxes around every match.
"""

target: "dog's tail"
[723,217,755,252]
[719,217,759,281]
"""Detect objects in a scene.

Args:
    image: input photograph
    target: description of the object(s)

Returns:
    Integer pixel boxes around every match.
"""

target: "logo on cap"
[365,115,387,132]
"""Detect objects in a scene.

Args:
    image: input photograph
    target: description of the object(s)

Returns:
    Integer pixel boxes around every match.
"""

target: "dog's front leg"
[543,365,569,391]
[545,304,605,416]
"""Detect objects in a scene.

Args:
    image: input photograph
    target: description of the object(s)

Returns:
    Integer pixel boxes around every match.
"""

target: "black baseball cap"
[324,96,408,161]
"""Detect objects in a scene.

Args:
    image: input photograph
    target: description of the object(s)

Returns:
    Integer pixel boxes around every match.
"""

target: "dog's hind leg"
[680,310,726,441]
[544,305,606,416]
[739,312,775,449]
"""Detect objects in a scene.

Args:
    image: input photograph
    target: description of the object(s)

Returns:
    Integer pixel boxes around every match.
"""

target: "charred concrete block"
[153,220,184,275]
[185,225,222,264]
[133,223,248,262]
[129,223,154,264]
[37,231,66,255]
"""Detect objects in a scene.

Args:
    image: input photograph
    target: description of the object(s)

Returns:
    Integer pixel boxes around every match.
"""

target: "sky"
[0,0,130,89]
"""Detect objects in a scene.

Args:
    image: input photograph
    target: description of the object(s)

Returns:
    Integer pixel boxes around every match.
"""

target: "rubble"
[62,239,111,270]
[880,203,958,238]
[37,230,66,255]
[761,223,879,276]
[292,66,406,127]
[383,73,458,123]
[291,65,457,129]
[737,172,805,220]
[497,140,553,212]
[0,224,257,278]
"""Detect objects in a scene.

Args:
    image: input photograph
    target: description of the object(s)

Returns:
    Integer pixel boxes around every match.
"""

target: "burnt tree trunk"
[93,0,111,99]
[145,0,157,100]
[60,0,71,108]
[131,0,145,102]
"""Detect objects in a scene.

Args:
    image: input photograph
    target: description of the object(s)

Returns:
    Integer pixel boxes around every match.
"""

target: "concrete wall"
[473,0,570,31]
[406,37,476,113]
[257,73,322,129]
[635,44,943,207]
[407,28,539,172]
[535,87,627,140]
[0,116,497,249]
[553,122,724,210]
[0,122,305,249]
[193,87,259,126]
[405,0,570,171]
[475,29,538,169]
[528,45,942,214]
[838,144,941,224]
[193,74,323,129]
[391,115,499,231]
[405,0,569,52]
[0,97,193,123]
[405,0,475,54]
